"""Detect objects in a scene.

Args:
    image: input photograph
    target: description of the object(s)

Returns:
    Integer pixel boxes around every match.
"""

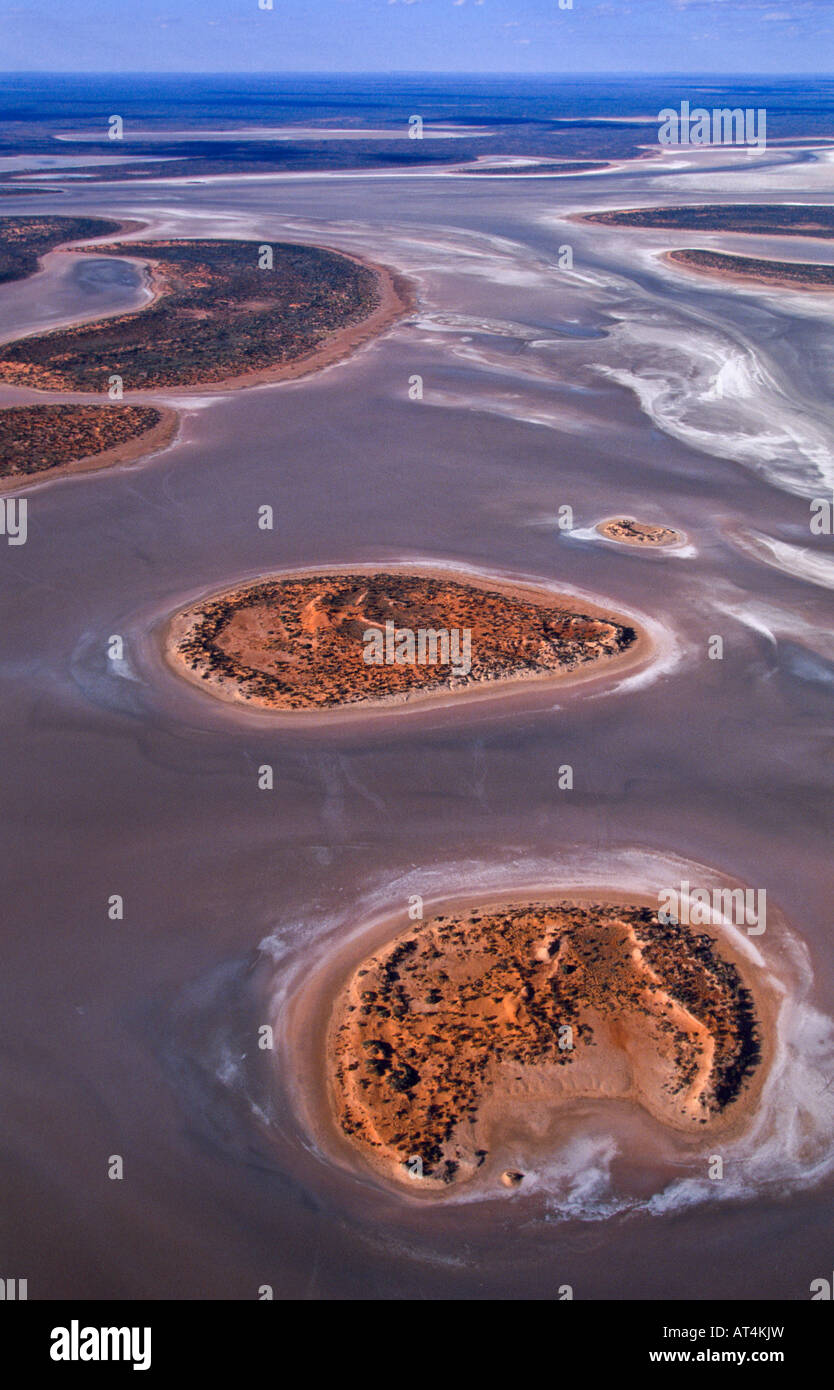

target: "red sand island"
[327,899,769,1192]
[165,567,646,713]
[0,403,178,491]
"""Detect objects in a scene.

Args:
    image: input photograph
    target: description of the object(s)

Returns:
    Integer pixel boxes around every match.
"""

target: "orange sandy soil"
[165,568,644,713]
[0,402,179,493]
[663,249,834,293]
[597,517,684,548]
[328,900,769,1192]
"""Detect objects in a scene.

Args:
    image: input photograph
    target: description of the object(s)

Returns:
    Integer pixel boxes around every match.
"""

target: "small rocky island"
[597,518,684,548]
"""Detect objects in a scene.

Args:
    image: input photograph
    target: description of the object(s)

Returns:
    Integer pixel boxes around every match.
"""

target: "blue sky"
[0,0,830,73]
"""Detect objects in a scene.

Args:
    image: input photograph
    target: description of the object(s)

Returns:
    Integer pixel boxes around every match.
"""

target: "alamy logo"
[658,101,767,149]
[811,1274,834,1299]
[0,497,27,545]
[810,492,834,535]
[0,1278,27,1299]
[363,620,472,677]
[50,1321,151,1371]
[658,883,766,936]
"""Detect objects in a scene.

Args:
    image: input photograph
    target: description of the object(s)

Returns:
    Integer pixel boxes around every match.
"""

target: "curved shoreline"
[173,249,416,395]
[59,240,416,397]
[661,248,834,294]
[0,403,180,494]
[0,217,154,350]
[571,205,834,243]
[159,563,654,721]
[283,886,780,1202]
[0,222,416,397]
[0,222,411,485]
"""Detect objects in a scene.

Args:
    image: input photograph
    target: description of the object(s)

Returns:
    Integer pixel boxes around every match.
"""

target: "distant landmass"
[580,204,834,238]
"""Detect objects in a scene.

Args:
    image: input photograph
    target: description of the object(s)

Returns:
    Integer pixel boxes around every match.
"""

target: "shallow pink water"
[1,156,833,1298]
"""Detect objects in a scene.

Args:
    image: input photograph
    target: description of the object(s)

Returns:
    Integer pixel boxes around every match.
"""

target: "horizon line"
[1,69,832,79]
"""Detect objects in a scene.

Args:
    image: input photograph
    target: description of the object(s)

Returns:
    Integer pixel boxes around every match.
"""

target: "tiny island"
[597,518,684,548]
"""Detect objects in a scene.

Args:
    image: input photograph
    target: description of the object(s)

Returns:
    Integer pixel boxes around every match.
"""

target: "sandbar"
[663,248,834,294]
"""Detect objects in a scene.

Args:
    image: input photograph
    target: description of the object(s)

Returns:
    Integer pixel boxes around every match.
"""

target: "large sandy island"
[0,233,414,395]
[322,897,773,1194]
[163,566,648,716]
[115,241,414,394]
